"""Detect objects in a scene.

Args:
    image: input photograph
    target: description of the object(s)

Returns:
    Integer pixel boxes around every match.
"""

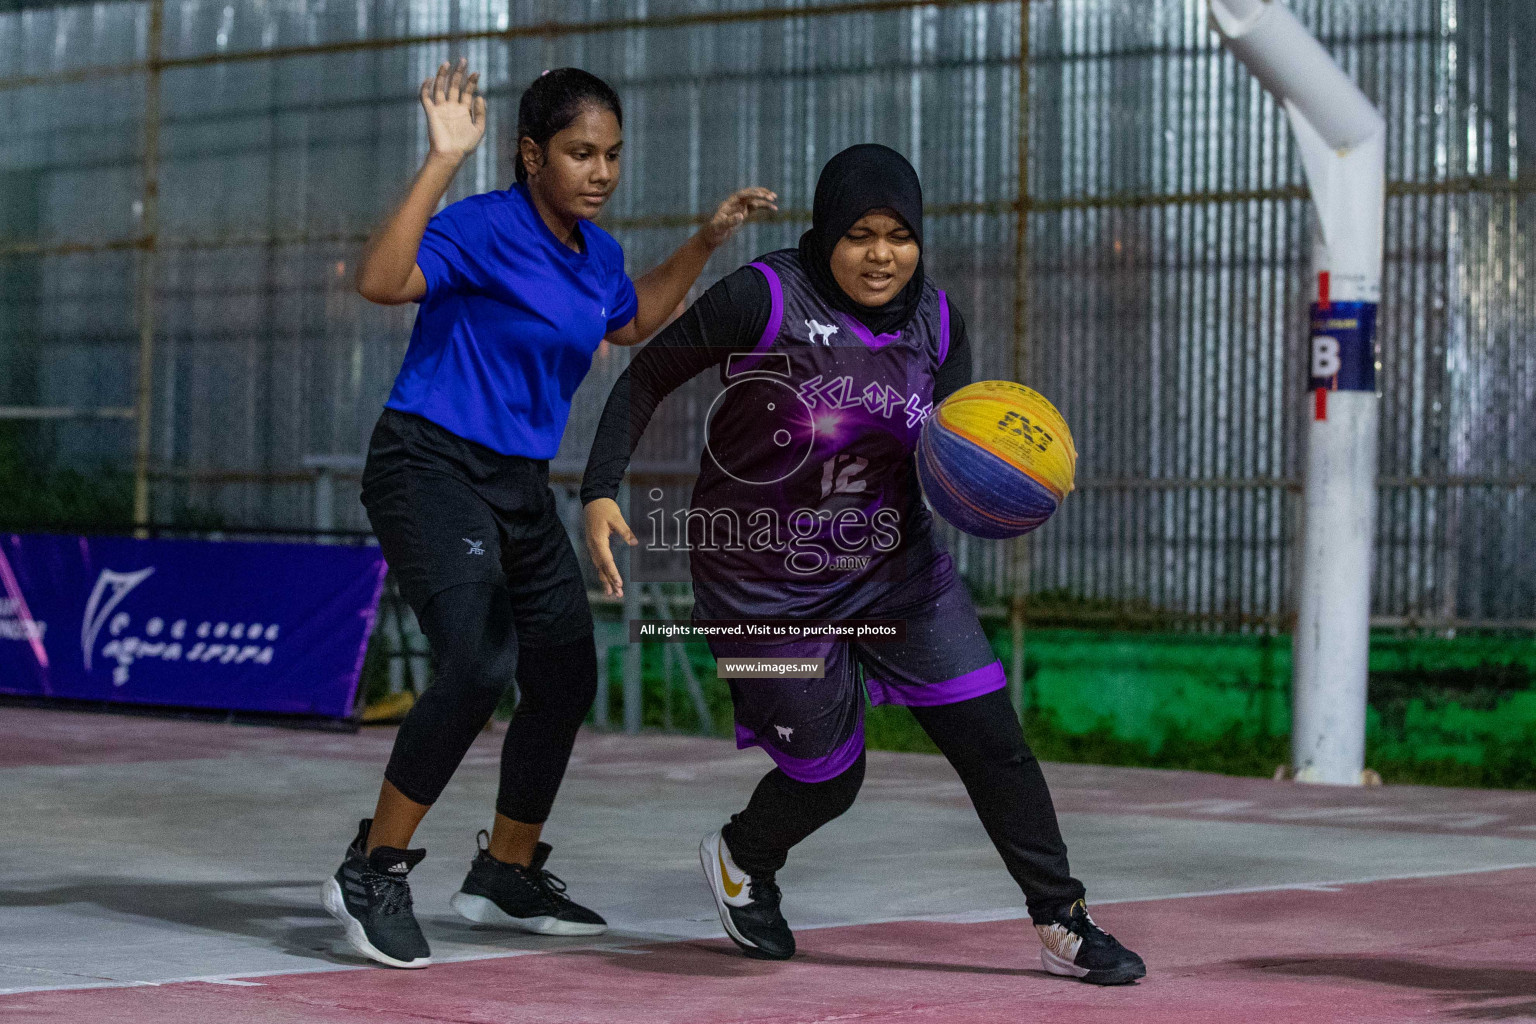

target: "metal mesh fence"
[1,0,1532,628]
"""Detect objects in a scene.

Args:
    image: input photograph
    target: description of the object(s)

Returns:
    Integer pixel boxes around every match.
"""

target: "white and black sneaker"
[1036,898,1145,985]
[698,829,795,961]
[449,832,607,936]
[321,818,432,968]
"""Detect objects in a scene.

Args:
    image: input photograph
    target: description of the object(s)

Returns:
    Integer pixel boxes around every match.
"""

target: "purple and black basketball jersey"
[687,248,952,619]
[682,250,1006,782]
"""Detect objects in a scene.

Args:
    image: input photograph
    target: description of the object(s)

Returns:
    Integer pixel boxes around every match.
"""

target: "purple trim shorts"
[704,552,1004,783]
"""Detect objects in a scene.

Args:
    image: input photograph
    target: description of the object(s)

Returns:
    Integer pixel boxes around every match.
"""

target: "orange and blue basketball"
[916,380,1077,539]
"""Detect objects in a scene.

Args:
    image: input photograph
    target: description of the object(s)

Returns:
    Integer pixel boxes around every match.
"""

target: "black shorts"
[360,409,593,646]
[698,549,1004,783]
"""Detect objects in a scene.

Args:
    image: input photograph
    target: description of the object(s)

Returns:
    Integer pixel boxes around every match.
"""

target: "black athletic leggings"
[383,581,597,824]
[720,687,1086,923]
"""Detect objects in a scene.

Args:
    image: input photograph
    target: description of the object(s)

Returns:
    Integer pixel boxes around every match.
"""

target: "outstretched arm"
[603,188,778,345]
[355,60,485,305]
[582,268,771,595]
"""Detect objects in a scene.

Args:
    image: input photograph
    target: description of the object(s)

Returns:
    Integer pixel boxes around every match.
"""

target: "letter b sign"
[1311,335,1341,379]
[1307,300,1376,392]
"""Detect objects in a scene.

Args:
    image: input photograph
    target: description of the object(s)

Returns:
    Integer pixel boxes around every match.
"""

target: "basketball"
[916,380,1078,539]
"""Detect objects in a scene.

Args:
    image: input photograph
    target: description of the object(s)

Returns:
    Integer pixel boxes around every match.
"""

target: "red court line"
[6,868,1535,1023]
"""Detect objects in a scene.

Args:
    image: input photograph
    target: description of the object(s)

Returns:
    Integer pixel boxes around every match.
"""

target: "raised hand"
[421,59,486,162]
[701,187,779,249]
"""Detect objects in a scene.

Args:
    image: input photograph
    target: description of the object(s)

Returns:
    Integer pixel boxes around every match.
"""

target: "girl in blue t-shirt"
[322,62,775,969]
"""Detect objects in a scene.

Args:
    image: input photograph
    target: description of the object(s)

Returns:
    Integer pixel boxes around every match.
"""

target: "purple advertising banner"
[0,533,387,720]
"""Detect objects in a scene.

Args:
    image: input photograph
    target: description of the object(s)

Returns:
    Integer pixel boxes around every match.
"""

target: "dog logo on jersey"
[805,319,839,346]
[463,538,486,557]
[774,725,794,742]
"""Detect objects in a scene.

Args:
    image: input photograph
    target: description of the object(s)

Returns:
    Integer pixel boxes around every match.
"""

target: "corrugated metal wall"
[1,0,1532,627]
[1027,0,1536,629]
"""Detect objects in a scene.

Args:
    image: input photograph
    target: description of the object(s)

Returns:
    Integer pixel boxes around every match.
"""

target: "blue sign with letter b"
[1307,301,1377,392]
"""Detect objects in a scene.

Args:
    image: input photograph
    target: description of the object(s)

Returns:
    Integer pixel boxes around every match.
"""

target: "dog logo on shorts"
[774,725,794,742]
[805,319,839,346]
[463,538,486,557]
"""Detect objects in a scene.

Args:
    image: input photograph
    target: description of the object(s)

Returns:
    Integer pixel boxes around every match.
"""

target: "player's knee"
[417,583,518,694]
[441,638,518,695]
[431,622,518,696]
[918,692,1036,772]
[560,634,600,713]
[511,634,598,726]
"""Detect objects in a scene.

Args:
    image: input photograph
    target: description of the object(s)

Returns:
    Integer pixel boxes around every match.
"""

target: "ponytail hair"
[515,68,623,184]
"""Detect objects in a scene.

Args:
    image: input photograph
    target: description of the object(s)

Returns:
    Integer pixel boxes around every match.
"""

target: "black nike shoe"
[698,829,795,961]
[1035,898,1146,985]
[321,818,432,968]
[449,832,607,936]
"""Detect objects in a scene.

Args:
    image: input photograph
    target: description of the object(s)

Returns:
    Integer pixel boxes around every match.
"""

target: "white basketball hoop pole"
[1210,0,1385,785]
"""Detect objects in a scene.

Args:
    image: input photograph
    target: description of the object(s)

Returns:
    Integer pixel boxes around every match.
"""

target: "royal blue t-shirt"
[385,182,638,459]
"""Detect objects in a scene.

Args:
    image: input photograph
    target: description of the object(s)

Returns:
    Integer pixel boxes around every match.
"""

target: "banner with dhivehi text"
[0,533,386,720]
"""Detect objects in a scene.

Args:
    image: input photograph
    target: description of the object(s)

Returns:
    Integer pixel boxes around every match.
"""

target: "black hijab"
[797,144,925,335]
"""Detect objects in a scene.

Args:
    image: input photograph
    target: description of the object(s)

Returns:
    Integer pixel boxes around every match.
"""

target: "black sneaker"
[449,832,607,936]
[321,818,431,968]
[1036,898,1145,985]
[698,829,795,961]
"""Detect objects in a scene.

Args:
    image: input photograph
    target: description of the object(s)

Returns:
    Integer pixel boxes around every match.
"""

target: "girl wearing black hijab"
[582,145,1144,984]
